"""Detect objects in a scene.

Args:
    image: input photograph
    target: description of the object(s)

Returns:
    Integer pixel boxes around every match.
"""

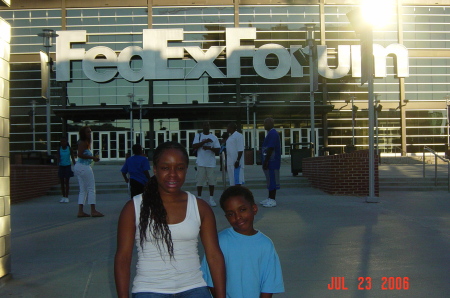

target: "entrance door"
[117,132,127,159]
[68,131,126,161]
[109,132,118,159]
[99,132,109,160]
[168,131,180,143]
[155,130,182,148]
[155,131,166,148]
[68,132,78,159]
[186,130,200,155]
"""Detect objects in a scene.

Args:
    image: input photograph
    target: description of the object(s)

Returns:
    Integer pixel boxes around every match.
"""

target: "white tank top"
[132,191,207,294]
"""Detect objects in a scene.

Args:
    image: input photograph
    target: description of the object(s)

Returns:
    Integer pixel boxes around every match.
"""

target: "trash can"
[344,144,356,153]
[319,147,336,156]
[290,142,314,176]
[244,149,254,165]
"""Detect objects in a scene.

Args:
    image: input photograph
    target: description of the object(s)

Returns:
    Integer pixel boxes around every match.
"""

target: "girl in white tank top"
[114,141,226,298]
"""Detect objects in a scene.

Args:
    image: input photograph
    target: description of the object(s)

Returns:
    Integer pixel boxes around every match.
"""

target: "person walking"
[192,121,220,207]
[114,141,226,298]
[73,126,104,218]
[226,122,245,186]
[121,144,151,199]
[260,118,281,208]
[56,136,76,203]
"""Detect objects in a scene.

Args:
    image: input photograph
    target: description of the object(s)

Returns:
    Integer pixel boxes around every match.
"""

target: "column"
[0,16,11,280]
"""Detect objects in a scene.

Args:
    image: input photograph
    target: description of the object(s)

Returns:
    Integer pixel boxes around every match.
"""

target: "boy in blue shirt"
[201,186,284,298]
[120,144,151,198]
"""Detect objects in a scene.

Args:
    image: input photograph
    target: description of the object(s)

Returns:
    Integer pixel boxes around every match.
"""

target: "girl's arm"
[198,199,226,298]
[114,200,136,298]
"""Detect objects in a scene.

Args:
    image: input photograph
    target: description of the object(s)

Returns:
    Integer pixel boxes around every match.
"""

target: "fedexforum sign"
[56,28,409,82]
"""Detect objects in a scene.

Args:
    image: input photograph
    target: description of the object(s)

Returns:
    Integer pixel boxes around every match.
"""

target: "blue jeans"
[132,286,211,298]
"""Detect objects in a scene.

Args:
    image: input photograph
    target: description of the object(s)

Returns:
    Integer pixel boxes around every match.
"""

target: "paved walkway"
[1,162,450,297]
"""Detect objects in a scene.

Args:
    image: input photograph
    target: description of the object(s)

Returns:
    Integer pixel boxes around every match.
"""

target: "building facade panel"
[0,1,449,157]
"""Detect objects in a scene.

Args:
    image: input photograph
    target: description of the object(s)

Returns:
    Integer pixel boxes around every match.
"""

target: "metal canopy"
[53,103,334,122]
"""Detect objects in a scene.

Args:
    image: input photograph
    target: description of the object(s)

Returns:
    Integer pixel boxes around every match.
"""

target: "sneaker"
[64,197,69,203]
[59,197,66,203]
[263,198,277,208]
[209,198,217,207]
[259,198,270,205]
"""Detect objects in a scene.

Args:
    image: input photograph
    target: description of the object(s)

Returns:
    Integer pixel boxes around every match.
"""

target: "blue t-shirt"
[120,155,151,185]
[261,128,281,170]
[201,227,284,298]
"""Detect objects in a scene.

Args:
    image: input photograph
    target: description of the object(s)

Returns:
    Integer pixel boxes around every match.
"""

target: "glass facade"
[0,1,449,158]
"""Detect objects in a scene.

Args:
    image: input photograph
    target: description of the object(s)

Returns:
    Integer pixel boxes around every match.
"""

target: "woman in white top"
[114,141,226,298]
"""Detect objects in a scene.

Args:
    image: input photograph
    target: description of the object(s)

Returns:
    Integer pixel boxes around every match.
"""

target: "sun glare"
[360,0,396,28]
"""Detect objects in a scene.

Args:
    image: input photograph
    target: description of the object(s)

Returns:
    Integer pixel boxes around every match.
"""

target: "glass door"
[118,132,127,159]
[99,132,109,160]
[109,132,117,159]
[155,131,167,148]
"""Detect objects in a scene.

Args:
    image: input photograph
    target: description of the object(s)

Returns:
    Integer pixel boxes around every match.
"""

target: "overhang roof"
[53,103,334,122]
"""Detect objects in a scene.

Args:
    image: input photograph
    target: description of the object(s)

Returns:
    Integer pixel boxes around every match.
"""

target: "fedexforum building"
[0,0,449,280]
[1,0,450,161]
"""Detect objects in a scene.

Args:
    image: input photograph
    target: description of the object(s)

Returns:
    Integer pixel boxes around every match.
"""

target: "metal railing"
[393,146,409,157]
[423,146,450,192]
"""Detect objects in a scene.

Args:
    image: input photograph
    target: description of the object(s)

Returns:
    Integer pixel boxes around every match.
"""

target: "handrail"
[423,146,450,192]
[393,145,409,157]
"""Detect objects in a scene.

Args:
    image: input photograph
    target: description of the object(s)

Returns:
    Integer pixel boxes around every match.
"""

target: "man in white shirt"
[225,122,245,186]
[192,121,220,206]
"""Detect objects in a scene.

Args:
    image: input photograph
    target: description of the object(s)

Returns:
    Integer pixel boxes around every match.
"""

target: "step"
[380,185,449,191]
[46,178,311,196]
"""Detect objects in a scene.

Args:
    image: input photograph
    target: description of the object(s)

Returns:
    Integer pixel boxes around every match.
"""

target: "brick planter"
[302,150,379,197]
[10,165,59,203]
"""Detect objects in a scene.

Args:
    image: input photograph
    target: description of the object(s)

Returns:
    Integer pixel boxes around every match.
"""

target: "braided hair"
[138,141,189,258]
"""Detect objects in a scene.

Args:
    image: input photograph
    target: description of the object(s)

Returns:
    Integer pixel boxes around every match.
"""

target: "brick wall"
[302,150,379,196]
[10,165,59,204]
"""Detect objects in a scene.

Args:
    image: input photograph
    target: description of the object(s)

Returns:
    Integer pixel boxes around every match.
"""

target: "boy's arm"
[198,199,226,298]
[261,293,273,298]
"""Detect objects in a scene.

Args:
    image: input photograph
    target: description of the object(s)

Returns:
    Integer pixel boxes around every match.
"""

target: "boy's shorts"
[196,166,216,186]
[264,169,280,191]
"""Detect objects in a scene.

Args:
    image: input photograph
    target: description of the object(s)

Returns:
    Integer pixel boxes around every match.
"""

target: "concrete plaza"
[1,162,449,297]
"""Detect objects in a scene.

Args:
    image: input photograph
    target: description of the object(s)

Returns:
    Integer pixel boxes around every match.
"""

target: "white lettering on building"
[56,28,409,82]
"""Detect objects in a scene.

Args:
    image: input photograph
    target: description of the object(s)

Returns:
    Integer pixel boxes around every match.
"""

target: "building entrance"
[68,131,128,161]
[68,128,323,161]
